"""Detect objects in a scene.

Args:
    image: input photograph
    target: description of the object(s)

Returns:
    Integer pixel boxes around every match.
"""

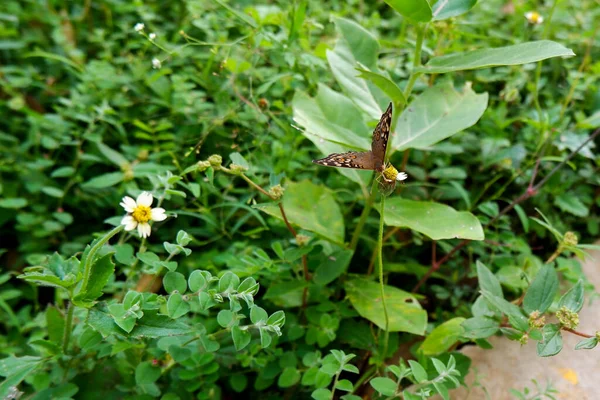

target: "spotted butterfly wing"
[312,151,375,170]
[371,102,393,172]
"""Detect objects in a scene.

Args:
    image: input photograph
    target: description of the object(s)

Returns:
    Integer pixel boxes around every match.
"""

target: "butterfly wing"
[371,102,393,172]
[312,151,375,170]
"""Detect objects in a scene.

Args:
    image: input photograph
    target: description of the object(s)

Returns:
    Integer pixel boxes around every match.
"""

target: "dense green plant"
[1,0,599,399]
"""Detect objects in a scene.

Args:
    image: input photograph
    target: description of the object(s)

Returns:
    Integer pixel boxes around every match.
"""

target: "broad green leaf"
[461,317,499,339]
[558,280,584,313]
[327,17,384,119]
[381,198,484,240]
[97,142,129,167]
[0,198,28,208]
[419,317,465,355]
[232,326,251,351]
[167,293,190,319]
[408,360,428,382]
[392,83,488,153]
[523,265,559,314]
[345,278,427,335]
[385,0,432,22]
[537,324,563,357]
[578,110,600,128]
[476,261,503,298]
[254,180,345,244]
[81,172,125,189]
[278,367,301,388]
[129,311,192,338]
[46,306,65,345]
[481,290,528,332]
[164,271,187,294]
[370,377,397,396]
[418,41,575,74]
[135,361,161,385]
[73,253,115,307]
[356,68,406,106]
[554,193,589,217]
[313,249,353,286]
[0,356,43,399]
[292,86,372,187]
[432,0,477,20]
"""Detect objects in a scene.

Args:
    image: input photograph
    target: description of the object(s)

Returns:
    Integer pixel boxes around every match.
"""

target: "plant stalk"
[378,195,390,359]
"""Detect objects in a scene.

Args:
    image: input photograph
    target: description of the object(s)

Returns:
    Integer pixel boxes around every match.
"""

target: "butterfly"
[313,102,407,182]
[312,103,392,172]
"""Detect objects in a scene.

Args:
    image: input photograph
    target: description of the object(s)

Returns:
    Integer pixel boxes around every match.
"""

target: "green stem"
[81,225,124,290]
[378,195,390,360]
[349,180,377,251]
[62,301,74,353]
[532,0,559,122]
[403,24,426,100]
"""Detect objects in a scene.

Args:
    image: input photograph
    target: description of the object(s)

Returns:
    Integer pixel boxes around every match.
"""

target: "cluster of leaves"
[1,0,599,399]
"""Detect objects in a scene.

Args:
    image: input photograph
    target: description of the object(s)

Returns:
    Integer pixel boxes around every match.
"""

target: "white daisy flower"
[149,33,157,41]
[525,11,544,24]
[134,23,145,32]
[120,192,167,238]
[152,58,162,69]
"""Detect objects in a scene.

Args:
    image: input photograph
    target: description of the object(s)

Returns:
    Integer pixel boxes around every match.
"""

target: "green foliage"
[1,0,599,398]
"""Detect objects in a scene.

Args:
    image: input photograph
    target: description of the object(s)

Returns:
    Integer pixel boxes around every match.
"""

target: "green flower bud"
[208,154,222,167]
[563,231,578,247]
[197,160,211,171]
[556,306,579,330]
[269,184,284,200]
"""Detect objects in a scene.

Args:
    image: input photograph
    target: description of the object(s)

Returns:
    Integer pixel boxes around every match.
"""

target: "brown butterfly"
[312,103,393,172]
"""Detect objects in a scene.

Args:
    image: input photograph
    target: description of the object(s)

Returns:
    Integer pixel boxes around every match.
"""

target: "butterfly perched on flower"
[312,102,407,183]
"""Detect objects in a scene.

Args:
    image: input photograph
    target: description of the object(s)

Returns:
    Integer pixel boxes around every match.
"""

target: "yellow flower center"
[132,205,152,223]
[528,12,541,23]
[382,165,399,182]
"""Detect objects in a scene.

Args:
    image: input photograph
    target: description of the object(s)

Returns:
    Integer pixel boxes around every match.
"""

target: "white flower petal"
[151,207,167,222]
[538,16,544,23]
[120,196,137,212]
[121,215,137,231]
[396,172,408,181]
[137,192,153,207]
[138,222,151,238]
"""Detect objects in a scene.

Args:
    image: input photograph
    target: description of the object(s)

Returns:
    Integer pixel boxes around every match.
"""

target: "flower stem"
[403,24,426,100]
[62,301,74,354]
[377,195,390,360]
[349,180,377,251]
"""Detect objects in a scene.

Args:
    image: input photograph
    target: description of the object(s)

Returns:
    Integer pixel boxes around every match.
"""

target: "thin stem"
[403,24,426,100]
[239,173,276,200]
[62,301,74,353]
[563,328,594,339]
[349,180,377,251]
[377,195,390,359]
[545,245,563,264]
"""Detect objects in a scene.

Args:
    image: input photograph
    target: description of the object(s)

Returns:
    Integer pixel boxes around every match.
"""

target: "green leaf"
[419,317,465,355]
[327,17,383,119]
[558,280,584,312]
[79,328,102,350]
[385,0,432,22]
[476,260,503,298]
[481,290,528,332]
[356,68,406,106]
[41,186,64,198]
[129,311,192,338]
[73,253,115,307]
[345,278,427,335]
[97,142,129,167]
[46,305,65,345]
[537,324,563,357]
[336,379,354,392]
[0,356,43,399]
[214,0,257,28]
[381,198,484,240]
[229,152,250,170]
[554,193,589,217]
[81,172,125,189]
[164,271,187,294]
[292,86,373,186]
[408,360,428,383]
[311,388,332,400]
[313,249,353,286]
[51,166,75,178]
[135,361,161,385]
[229,374,248,393]
[232,326,251,351]
[575,337,598,350]
[514,205,529,233]
[461,317,499,339]
[250,306,268,324]
[278,367,301,388]
[254,180,345,244]
[0,197,28,209]
[167,293,190,319]
[418,41,575,74]
[523,264,559,314]
[370,377,397,396]
[432,0,477,20]
[433,381,450,400]
[392,83,488,153]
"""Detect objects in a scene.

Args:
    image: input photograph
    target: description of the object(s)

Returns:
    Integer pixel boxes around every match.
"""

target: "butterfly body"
[312,103,393,172]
